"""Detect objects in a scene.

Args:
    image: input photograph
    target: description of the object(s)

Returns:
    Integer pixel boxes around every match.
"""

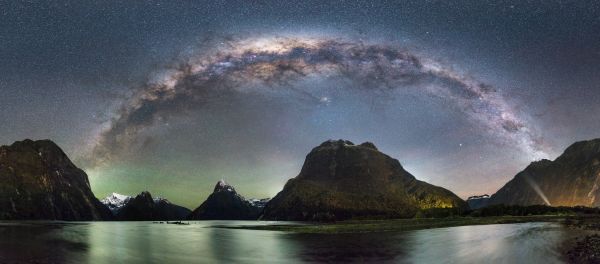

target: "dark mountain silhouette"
[187,180,266,220]
[262,140,466,221]
[0,139,111,220]
[114,191,191,221]
[466,195,490,209]
[489,138,600,207]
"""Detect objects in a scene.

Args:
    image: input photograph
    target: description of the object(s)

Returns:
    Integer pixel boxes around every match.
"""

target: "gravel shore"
[564,216,600,263]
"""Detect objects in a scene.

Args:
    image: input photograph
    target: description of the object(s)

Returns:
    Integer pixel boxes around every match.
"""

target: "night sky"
[2,1,600,208]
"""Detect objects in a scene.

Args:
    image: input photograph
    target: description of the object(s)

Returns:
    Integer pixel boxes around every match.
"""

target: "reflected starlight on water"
[0,222,575,263]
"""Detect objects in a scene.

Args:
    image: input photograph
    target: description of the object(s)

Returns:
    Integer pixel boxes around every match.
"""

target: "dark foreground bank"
[563,216,600,263]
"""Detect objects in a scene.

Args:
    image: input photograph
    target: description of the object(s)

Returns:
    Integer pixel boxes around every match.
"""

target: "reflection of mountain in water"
[0,222,574,263]
[0,223,89,263]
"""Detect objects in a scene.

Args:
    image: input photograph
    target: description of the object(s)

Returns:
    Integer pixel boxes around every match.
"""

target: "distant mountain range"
[466,195,490,210]
[101,192,191,221]
[2,138,600,221]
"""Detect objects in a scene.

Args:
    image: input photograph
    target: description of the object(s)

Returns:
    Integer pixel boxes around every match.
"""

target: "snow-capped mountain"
[153,197,169,204]
[101,193,132,213]
[248,198,271,208]
[101,191,191,220]
[466,194,490,209]
[215,179,235,192]
[187,180,270,220]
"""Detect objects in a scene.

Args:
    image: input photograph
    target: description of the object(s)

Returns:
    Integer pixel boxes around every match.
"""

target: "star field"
[1,1,600,208]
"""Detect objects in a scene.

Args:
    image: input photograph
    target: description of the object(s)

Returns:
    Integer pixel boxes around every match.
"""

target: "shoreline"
[561,216,600,263]
[220,214,600,262]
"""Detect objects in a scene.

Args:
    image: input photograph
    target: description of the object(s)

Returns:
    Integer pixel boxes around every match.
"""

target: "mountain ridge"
[187,180,268,220]
[111,191,191,221]
[489,138,600,207]
[262,139,467,221]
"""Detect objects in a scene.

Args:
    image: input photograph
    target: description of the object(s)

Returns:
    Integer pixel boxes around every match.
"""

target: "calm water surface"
[0,221,574,263]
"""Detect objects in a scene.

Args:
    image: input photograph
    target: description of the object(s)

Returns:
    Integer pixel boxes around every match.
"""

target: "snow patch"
[248,198,271,208]
[101,193,132,213]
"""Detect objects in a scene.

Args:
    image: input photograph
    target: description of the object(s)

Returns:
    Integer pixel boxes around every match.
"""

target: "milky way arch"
[87,35,547,166]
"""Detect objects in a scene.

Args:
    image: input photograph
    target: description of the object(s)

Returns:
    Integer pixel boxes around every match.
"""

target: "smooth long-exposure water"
[0,221,574,263]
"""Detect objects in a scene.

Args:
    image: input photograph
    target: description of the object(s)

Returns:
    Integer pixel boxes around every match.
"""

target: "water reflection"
[0,222,88,263]
[283,233,411,262]
[404,223,569,264]
[0,221,574,263]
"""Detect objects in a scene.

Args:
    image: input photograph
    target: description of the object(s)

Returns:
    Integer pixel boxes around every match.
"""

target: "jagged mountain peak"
[188,180,266,220]
[101,192,131,203]
[101,193,132,213]
[127,191,155,206]
[110,191,190,221]
[109,192,131,200]
[214,179,236,193]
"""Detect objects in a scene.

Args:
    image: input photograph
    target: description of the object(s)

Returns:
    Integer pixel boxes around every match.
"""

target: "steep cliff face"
[114,191,191,221]
[187,180,265,220]
[262,140,466,221]
[489,138,600,207]
[0,139,111,220]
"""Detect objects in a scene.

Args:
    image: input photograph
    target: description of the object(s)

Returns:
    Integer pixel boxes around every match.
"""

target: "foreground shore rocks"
[567,234,600,263]
[563,216,600,263]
